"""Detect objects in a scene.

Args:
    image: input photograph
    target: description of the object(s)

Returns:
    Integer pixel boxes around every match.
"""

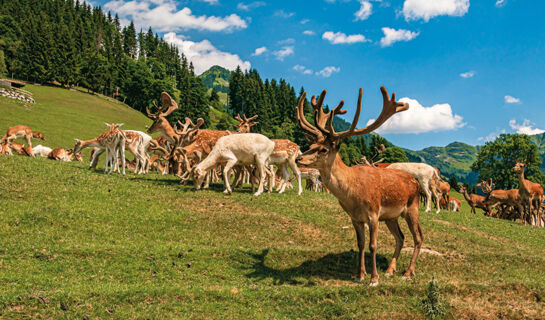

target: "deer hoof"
[369,280,379,287]
[353,277,363,283]
[384,272,393,278]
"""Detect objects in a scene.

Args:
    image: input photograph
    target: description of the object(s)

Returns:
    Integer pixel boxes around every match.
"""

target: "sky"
[92,0,545,150]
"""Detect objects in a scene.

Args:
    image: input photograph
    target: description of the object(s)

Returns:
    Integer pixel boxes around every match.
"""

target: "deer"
[48,148,72,162]
[437,181,451,208]
[191,133,275,196]
[1,125,45,156]
[295,85,423,286]
[73,123,126,174]
[512,162,544,226]
[32,145,53,157]
[145,92,180,145]
[0,141,12,155]
[459,185,489,215]
[478,179,522,219]
[235,114,303,195]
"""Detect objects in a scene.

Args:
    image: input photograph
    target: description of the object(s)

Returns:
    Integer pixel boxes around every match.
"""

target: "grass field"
[0,85,545,319]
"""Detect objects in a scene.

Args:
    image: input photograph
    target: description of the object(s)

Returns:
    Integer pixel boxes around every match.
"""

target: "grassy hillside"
[1,156,544,319]
[0,84,152,154]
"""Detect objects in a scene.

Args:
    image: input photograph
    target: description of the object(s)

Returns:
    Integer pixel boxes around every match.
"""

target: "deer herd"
[2,86,545,285]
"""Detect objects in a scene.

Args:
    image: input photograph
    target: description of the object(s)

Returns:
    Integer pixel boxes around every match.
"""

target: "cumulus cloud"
[509,119,545,135]
[495,0,505,7]
[354,0,372,21]
[402,0,470,22]
[164,32,250,74]
[104,0,247,32]
[293,65,313,75]
[477,129,506,142]
[252,46,267,56]
[300,19,310,24]
[380,27,419,47]
[237,1,265,11]
[316,66,340,77]
[322,31,369,44]
[278,38,295,45]
[460,70,475,78]
[505,95,521,104]
[303,30,315,35]
[273,46,294,61]
[367,97,465,134]
[200,0,218,4]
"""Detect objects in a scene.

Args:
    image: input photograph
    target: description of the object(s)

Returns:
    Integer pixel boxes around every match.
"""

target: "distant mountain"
[404,142,480,184]
[199,65,230,93]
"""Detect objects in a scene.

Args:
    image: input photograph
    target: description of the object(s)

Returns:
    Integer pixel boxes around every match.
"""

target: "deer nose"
[296,156,302,162]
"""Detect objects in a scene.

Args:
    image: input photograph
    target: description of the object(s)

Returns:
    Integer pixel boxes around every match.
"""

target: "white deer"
[191,133,274,196]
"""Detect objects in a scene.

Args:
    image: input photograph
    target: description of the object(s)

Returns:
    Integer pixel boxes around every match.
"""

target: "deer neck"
[517,170,530,193]
[81,138,102,149]
[318,154,353,203]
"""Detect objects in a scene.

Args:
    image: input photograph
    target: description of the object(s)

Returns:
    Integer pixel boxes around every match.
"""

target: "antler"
[296,92,325,142]
[146,92,179,119]
[298,86,409,142]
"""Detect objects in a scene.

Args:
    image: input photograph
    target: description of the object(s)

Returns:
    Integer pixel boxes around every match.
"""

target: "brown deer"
[478,179,523,219]
[459,185,490,215]
[512,162,544,225]
[296,86,422,286]
[235,114,259,133]
[437,181,451,208]
[1,125,45,156]
[145,92,180,145]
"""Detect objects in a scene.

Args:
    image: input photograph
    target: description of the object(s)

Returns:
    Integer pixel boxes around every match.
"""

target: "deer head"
[235,114,259,133]
[512,161,527,173]
[478,179,495,194]
[175,117,204,146]
[145,92,179,134]
[296,86,408,169]
[32,131,46,141]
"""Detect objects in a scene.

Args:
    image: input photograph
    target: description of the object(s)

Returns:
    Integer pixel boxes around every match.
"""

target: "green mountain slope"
[199,65,230,93]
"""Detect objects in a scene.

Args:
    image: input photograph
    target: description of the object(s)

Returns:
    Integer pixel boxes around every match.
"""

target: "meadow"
[0,85,544,319]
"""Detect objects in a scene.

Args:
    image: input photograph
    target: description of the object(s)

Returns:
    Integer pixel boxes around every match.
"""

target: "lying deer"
[296,86,422,286]
[1,125,45,156]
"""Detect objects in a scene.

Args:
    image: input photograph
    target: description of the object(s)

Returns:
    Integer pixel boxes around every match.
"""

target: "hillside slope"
[0,84,152,151]
[199,65,230,93]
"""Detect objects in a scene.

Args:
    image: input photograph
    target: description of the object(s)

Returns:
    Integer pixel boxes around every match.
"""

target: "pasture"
[1,85,544,319]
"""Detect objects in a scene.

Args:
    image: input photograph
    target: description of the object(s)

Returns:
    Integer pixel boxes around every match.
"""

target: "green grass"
[1,85,545,319]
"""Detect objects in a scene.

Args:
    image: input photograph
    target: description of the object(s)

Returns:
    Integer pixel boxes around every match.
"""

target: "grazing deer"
[513,162,544,226]
[478,179,522,218]
[300,168,322,192]
[296,86,422,286]
[1,125,45,156]
[145,92,180,145]
[459,186,490,215]
[192,133,275,196]
[236,114,303,195]
[74,123,126,174]
[89,130,151,174]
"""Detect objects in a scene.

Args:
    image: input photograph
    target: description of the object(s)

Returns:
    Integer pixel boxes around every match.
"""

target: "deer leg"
[385,219,404,277]
[403,203,423,280]
[351,219,367,282]
[119,140,126,175]
[222,160,237,195]
[287,158,302,196]
[25,135,34,157]
[422,183,432,213]
[368,216,380,286]
[253,156,267,197]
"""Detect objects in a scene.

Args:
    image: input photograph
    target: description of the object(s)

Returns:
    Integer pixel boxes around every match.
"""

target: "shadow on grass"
[243,249,390,285]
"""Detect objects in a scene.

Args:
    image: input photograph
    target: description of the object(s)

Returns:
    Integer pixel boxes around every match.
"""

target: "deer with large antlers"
[296,86,422,286]
[513,162,544,225]
[145,92,180,145]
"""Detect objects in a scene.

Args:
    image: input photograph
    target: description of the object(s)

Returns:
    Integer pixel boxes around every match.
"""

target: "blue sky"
[94,0,545,150]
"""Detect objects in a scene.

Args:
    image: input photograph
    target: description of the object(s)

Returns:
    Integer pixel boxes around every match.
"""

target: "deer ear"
[303,132,316,144]
[104,122,110,127]
[202,143,212,154]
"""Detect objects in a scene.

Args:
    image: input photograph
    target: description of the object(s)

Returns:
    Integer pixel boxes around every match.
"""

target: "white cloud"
[316,66,340,77]
[237,1,265,11]
[460,70,475,78]
[293,65,313,75]
[354,0,373,21]
[367,97,465,134]
[278,38,295,45]
[322,31,369,44]
[495,0,505,7]
[380,27,419,47]
[509,119,545,135]
[303,30,315,35]
[505,95,521,104]
[163,32,250,74]
[252,46,267,56]
[273,46,294,61]
[300,19,310,24]
[478,129,506,142]
[200,0,218,4]
[402,0,470,22]
[104,0,247,32]
[274,10,295,18]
